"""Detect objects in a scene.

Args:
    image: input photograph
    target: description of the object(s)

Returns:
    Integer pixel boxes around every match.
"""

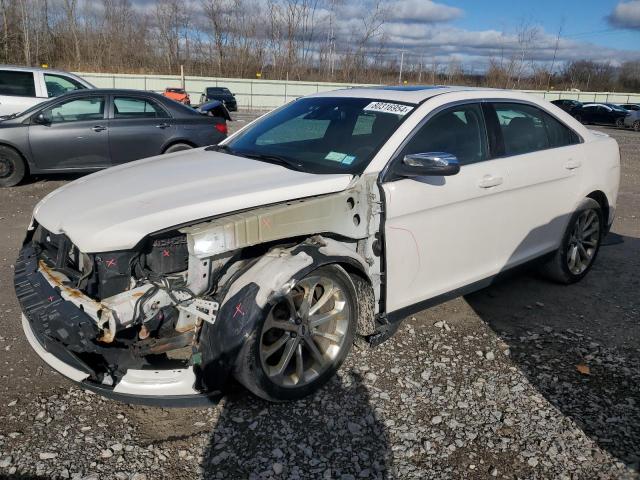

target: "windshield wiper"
[206,145,304,171]
[240,152,304,171]
[205,144,234,154]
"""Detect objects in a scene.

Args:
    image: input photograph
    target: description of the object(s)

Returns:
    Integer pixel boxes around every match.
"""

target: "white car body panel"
[383,145,583,311]
[33,148,353,252]
[377,90,619,312]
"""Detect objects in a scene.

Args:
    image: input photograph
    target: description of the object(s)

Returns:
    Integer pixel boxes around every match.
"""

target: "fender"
[193,236,370,392]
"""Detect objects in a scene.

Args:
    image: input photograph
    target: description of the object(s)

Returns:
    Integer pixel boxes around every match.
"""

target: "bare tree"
[0,0,631,92]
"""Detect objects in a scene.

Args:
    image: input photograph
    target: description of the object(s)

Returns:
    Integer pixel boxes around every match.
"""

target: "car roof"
[309,85,502,104]
[0,64,80,76]
[14,88,200,118]
[55,88,164,97]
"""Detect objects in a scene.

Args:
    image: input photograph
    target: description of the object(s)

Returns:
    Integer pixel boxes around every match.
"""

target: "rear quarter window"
[542,112,580,148]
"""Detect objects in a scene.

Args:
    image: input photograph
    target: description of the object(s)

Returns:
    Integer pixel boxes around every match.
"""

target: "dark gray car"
[0,89,228,187]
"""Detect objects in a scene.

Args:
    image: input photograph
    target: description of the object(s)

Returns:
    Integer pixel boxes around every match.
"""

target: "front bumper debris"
[14,244,222,406]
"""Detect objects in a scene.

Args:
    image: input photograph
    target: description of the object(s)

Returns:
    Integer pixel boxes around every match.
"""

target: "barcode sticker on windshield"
[363,102,413,116]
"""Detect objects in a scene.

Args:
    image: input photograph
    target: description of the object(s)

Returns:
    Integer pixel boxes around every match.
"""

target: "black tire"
[234,264,357,402]
[0,145,26,187]
[633,120,640,132]
[615,117,624,128]
[540,198,603,284]
[163,143,193,154]
[574,114,584,124]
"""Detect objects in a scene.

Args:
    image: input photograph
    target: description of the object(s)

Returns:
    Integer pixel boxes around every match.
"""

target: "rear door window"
[0,70,36,97]
[113,96,168,119]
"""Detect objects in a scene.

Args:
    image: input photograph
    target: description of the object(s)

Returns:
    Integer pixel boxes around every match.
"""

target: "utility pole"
[328,0,336,78]
[398,48,404,84]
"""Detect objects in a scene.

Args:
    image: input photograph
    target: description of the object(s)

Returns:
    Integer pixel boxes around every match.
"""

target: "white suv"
[15,86,620,404]
[0,65,94,116]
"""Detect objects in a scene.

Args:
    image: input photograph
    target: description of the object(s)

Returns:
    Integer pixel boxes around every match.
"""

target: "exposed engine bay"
[15,175,384,397]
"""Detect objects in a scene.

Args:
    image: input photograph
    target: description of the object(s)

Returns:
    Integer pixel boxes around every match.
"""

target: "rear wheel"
[163,143,193,154]
[574,114,585,124]
[615,117,624,128]
[0,145,26,187]
[541,198,603,284]
[235,264,357,401]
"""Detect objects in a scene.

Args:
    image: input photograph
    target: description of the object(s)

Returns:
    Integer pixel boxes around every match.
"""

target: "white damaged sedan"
[15,86,620,404]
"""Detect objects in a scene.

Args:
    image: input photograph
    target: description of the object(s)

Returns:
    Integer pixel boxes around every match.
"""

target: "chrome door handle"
[565,159,582,170]
[155,123,170,129]
[478,175,503,188]
[92,125,107,132]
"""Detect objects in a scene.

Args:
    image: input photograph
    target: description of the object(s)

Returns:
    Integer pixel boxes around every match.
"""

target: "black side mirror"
[33,112,50,125]
[393,152,460,177]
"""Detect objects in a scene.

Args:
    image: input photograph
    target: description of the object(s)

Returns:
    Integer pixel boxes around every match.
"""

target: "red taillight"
[215,123,228,135]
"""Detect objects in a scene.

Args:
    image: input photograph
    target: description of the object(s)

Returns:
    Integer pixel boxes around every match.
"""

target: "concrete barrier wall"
[75,72,640,110]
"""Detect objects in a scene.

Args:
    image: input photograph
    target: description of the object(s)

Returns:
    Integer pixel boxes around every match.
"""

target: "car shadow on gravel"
[465,233,640,471]
[200,372,391,479]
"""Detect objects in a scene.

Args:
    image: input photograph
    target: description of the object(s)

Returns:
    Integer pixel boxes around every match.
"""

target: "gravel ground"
[0,123,638,479]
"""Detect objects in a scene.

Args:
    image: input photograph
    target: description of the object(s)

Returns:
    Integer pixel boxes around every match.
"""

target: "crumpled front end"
[14,223,224,404]
[15,174,383,405]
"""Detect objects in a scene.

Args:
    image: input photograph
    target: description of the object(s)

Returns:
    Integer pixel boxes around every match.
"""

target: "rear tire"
[163,143,193,154]
[615,117,624,128]
[0,145,26,187]
[540,198,603,284]
[234,264,357,402]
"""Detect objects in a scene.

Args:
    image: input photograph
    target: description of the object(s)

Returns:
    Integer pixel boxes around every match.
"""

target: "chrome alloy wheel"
[567,209,600,275]
[259,274,351,388]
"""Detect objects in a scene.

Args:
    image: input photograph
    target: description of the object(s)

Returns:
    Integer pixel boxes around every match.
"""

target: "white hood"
[34,148,353,252]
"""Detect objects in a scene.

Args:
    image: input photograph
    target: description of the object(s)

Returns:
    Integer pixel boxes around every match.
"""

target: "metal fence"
[76,71,640,110]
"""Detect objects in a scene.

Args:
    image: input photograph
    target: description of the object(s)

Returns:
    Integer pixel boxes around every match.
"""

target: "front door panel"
[28,95,109,170]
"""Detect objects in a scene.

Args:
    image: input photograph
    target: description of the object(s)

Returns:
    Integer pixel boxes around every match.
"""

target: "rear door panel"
[107,95,174,165]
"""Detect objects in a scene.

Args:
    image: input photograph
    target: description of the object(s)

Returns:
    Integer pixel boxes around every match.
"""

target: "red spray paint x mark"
[233,303,245,319]
[162,249,171,257]
[105,258,117,268]
[47,296,55,303]
[260,217,272,229]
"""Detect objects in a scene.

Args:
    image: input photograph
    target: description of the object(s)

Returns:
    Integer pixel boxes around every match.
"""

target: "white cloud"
[608,0,640,29]
[385,0,462,23]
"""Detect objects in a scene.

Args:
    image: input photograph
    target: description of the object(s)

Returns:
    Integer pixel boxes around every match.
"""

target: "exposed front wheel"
[633,120,640,132]
[541,198,603,284]
[0,145,26,187]
[235,264,357,401]
[615,117,624,128]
